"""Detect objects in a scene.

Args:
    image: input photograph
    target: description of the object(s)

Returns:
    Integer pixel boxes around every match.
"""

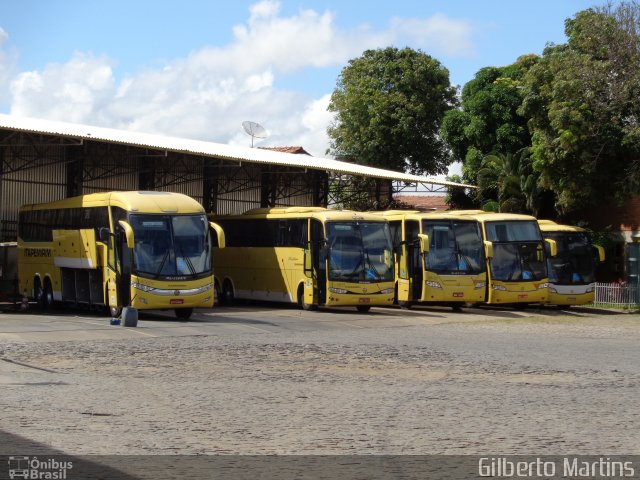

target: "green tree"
[476,152,527,213]
[327,47,457,176]
[441,56,538,185]
[520,3,640,216]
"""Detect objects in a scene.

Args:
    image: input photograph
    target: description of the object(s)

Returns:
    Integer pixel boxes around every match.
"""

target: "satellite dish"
[242,121,267,147]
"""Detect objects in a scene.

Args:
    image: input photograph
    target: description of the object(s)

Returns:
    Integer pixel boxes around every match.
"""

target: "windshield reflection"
[491,242,546,281]
[546,232,596,284]
[325,221,394,282]
[422,220,485,274]
[130,214,211,278]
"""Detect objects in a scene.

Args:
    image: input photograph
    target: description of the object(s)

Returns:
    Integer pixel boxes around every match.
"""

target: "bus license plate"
[453,292,464,298]
[518,294,528,300]
[359,298,370,303]
[170,299,184,305]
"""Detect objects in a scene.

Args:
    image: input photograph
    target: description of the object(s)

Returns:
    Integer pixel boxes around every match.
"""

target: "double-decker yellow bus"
[18,191,225,320]
[211,207,395,312]
[452,210,556,305]
[374,210,486,310]
[538,220,604,306]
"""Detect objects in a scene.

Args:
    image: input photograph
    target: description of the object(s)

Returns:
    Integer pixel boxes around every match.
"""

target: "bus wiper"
[154,249,170,279]
[364,249,382,281]
[176,241,197,275]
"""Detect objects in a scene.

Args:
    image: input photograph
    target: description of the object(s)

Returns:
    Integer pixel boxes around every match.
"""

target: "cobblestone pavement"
[0,305,639,455]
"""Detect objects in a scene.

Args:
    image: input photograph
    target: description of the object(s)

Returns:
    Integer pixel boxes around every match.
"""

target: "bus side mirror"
[484,241,494,259]
[418,234,429,253]
[209,221,225,248]
[545,238,557,257]
[384,249,392,268]
[118,220,135,249]
[594,244,605,263]
[320,241,329,259]
[98,227,111,244]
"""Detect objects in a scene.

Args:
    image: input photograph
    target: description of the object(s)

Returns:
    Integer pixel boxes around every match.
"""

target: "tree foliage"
[327,47,457,176]
[441,2,640,219]
[520,3,640,216]
[440,56,538,184]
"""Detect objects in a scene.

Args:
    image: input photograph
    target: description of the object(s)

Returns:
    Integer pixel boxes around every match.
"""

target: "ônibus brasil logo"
[7,456,73,479]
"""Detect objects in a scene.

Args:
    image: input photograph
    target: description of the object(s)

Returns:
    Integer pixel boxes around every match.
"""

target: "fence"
[593,282,640,308]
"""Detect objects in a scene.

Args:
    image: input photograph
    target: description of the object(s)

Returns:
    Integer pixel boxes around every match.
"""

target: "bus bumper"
[487,281,549,305]
[547,286,595,306]
[130,281,215,310]
[326,283,395,307]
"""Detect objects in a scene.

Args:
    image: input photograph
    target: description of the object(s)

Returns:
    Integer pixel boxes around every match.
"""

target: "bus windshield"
[545,232,595,284]
[326,221,394,283]
[129,214,211,278]
[422,220,485,274]
[485,220,546,282]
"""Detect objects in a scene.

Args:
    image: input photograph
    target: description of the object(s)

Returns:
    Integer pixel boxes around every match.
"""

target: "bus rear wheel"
[175,308,193,321]
[33,277,44,308]
[34,277,54,310]
[221,280,234,306]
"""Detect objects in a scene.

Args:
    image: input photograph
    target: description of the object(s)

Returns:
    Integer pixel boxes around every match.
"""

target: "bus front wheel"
[298,285,317,311]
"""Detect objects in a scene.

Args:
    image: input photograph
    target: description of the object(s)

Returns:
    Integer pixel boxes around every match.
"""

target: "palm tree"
[476,151,527,213]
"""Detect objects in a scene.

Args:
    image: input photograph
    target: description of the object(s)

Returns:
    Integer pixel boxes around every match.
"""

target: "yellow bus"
[374,210,487,310]
[211,207,395,312]
[538,220,605,306]
[18,191,225,320]
[452,210,556,305]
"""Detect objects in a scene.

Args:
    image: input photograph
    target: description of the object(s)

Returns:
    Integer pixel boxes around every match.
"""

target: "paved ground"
[0,303,639,456]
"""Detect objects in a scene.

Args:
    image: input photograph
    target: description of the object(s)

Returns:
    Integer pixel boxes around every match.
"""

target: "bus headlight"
[329,287,348,294]
[474,282,486,289]
[538,282,550,289]
[425,281,442,289]
[380,288,394,294]
[492,284,507,291]
[131,282,156,293]
[549,287,558,293]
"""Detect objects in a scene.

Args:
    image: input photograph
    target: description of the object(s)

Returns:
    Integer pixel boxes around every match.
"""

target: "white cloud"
[390,14,475,57]
[3,1,476,158]
[10,52,116,124]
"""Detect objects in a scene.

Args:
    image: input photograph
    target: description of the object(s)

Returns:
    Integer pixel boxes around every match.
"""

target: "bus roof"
[537,219,586,233]
[212,207,388,223]
[372,210,489,221]
[20,191,205,214]
[448,210,538,222]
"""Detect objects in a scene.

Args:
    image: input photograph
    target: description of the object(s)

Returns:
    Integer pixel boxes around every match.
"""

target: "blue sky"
[0,0,598,165]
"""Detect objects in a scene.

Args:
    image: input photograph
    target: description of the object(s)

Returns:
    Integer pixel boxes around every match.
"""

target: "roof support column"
[261,167,276,207]
[202,163,218,214]
[138,157,155,191]
[312,171,329,207]
[65,147,84,198]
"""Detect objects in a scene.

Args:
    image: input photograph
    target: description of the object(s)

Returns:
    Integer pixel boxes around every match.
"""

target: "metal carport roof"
[0,114,472,189]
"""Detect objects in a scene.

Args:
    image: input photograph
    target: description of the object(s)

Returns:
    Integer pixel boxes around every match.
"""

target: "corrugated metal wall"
[1,146,66,240]
[215,165,262,215]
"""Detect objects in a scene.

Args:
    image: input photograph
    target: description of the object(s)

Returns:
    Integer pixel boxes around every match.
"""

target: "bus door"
[405,220,422,301]
[311,219,326,305]
[114,221,133,309]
